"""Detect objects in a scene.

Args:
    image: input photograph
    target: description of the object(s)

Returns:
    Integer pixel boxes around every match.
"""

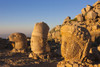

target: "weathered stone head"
[9,33,27,53]
[32,22,49,38]
[61,25,91,62]
[29,22,50,59]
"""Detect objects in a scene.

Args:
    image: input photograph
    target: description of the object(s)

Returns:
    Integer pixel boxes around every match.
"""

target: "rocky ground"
[0,39,62,67]
[0,50,56,67]
[1,1,100,67]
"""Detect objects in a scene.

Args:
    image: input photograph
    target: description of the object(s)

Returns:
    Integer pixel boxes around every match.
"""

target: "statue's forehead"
[11,33,21,36]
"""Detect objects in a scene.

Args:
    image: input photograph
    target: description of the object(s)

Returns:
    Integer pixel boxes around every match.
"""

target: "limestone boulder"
[94,3,100,17]
[75,14,84,21]
[52,32,56,39]
[61,25,91,62]
[81,8,86,15]
[54,31,61,42]
[55,25,61,31]
[53,25,61,42]
[48,25,61,43]
[86,11,97,20]
[63,16,71,24]
[86,5,92,12]
[9,33,27,53]
[93,1,100,17]
[48,32,52,39]
[95,3,100,9]
[95,8,100,17]
[87,24,100,42]
[93,1,100,7]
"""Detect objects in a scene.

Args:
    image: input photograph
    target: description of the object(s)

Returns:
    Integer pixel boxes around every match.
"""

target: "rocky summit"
[0,1,100,67]
[48,1,100,67]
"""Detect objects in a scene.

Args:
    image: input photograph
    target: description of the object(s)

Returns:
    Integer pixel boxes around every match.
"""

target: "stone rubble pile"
[57,1,100,67]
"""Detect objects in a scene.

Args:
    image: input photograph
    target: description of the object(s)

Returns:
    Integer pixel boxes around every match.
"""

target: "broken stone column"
[57,24,91,67]
[29,22,50,59]
[9,33,27,53]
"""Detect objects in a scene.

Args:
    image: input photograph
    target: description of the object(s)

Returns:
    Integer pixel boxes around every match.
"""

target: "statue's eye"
[12,35,16,37]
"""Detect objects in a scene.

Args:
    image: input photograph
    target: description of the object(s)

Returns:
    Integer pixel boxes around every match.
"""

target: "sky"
[0,0,97,38]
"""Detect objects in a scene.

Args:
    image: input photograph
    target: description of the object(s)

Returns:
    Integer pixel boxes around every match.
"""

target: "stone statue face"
[61,25,91,62]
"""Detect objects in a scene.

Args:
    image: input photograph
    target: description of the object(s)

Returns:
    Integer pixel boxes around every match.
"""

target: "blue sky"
[0,0,97,38]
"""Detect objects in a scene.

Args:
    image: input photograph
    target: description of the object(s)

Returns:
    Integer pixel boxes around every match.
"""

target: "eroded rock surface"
[61,25,91,62]
[9,33,27,53]
[48,25,61,43]
[57,1,100,67]
[29,22,50,59]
